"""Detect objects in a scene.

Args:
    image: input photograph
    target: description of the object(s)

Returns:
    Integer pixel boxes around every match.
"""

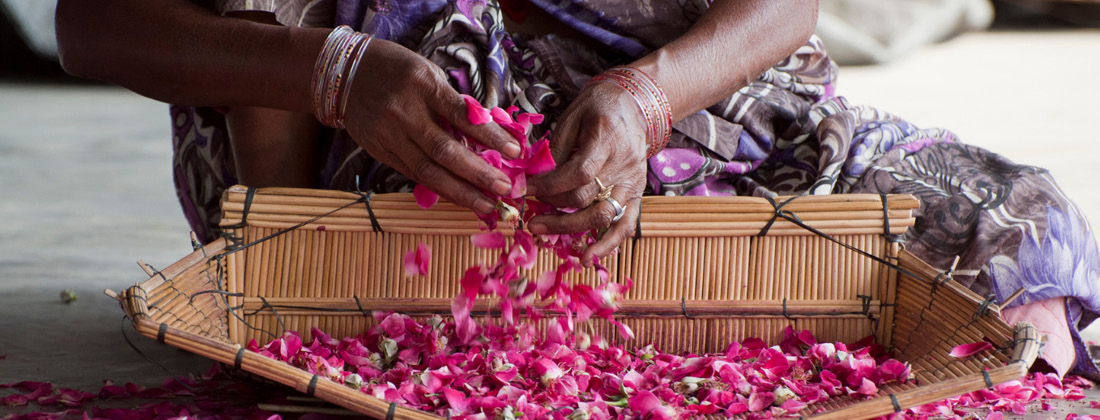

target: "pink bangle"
[311,26,372,129]
[587,66,672,159]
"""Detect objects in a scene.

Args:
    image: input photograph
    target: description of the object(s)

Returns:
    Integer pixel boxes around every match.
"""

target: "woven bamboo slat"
[113,186,1036,420]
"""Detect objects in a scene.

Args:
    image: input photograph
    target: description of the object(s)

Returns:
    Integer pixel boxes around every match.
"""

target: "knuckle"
[591,207,614,227]
[575,160,600,183]
[425,135,456,162]
[411,157,438,182]
[563,191,589,209]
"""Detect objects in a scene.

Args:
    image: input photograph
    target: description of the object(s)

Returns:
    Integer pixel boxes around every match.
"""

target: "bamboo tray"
[114,186,1040,419]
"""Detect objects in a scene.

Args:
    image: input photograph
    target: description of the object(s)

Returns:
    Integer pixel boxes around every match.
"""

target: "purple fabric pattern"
[990,206,1100,309]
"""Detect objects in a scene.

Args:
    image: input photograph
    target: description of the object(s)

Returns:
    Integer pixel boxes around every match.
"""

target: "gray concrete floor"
[2,30,1099,417]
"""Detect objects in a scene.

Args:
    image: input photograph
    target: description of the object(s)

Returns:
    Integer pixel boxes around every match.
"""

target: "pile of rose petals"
[1,364,284,420]
[248,319,920,419]
[248,319,1100,420]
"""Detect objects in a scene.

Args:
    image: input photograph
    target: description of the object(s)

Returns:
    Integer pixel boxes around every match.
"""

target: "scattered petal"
[950,341,994,358]
[403,242,431,276]
[471,231,507,249]
[413,184,439,209]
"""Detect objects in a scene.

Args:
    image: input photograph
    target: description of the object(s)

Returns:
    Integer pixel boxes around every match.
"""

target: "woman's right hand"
[342,40,521,215]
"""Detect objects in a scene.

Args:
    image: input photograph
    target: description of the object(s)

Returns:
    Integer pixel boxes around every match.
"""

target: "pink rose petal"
[1,394,28,406]
[628,389,661,414]
[471,231,507,249]
[413,184,439,209]
[525,139,555,175]
[403,242,431,276]
[950,341,994,358]
[462,94,492,125]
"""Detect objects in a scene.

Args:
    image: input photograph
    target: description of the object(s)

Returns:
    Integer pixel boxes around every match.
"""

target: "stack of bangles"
[587,66,673,159]
[311,25,373,129]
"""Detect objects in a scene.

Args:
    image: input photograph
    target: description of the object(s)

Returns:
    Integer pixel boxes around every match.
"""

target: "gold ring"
[594,177,614,202]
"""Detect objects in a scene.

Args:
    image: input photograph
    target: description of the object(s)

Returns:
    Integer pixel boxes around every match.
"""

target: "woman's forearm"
[630,0,818,121]
[55,0,328,112]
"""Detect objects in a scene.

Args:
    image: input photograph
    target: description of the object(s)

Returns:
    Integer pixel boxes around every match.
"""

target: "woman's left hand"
[526,81,649,265]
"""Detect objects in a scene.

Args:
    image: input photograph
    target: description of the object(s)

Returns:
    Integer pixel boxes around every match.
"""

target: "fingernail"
[504,143,522,159]
[474,198,495,214]
[528,223,547,234]
[491,179,511,196]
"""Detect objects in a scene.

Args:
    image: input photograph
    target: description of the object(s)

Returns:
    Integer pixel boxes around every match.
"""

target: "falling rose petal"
[525,139,556,175]
[451,295,479,345]
[471,231,507,249]
[413,184,439,209]
[403,243,431,276]
[462,94,492,125]
[950,341,993,358]
[460,266,485,300]
[608,318,635,341]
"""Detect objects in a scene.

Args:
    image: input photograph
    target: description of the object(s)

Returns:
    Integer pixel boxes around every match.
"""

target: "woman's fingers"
[582,197,641,264]
[431,89,522,160]
[415,122,513,197]
[388,141,499,215]
[527,178,637,235]
[529,124,611,203]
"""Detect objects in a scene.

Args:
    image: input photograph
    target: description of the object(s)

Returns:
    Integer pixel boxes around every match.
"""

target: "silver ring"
[604,196,626,223]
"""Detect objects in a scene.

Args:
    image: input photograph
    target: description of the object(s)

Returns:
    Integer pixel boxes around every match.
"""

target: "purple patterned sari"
[169,0,1100,377]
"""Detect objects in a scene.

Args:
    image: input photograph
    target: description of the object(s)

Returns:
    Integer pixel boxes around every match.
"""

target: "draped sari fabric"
[170,0,1100,377]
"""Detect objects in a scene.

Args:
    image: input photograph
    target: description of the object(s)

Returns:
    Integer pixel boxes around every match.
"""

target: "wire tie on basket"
[234,347,246,370]
[354,175,383,233]
[353,295,370,317]
[782,298,792,320]
[254,296,288,335]
[681,297,690,318]
[758,196,798,237]
[857,294,872,318]
[982,368,993,388]
[223,187,257,230]
[386,402,397,420]
[880,194,903,243]
[633,201,642,243]
[974,295,995,318]
[306,375,319,396]
[157,323,168,344]
[889,393,901,412]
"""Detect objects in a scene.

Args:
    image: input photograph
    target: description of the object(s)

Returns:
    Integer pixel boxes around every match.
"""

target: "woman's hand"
[343,40,522,215]
[526,82,649,265]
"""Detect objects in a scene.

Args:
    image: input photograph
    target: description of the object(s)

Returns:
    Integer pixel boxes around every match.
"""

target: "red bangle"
[587,66,672,159]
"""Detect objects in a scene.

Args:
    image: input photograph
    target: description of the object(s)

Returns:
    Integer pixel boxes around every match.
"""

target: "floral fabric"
[169,0,1100,376]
